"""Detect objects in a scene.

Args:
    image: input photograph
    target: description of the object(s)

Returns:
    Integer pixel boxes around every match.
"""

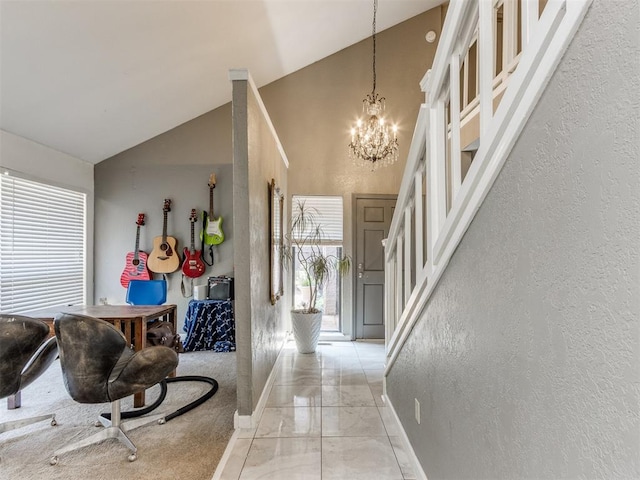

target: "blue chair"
[126,280,167,306]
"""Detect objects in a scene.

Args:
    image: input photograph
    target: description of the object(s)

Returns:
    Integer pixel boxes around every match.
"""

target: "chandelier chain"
[372,0,377,95]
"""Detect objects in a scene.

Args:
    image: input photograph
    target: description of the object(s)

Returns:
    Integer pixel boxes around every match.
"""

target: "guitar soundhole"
[132,259,140,266]
[160,243,168,252]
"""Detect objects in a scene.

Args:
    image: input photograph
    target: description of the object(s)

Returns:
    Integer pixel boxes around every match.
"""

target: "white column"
[478,0,494,137]
[429,101,447,261]
[521,0,539,48]
[395,234,404,315]
[403,206,412,306]
[449,53,462,199]
[414,169,424,277]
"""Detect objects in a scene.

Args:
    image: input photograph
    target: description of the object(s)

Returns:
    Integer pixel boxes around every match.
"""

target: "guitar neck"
[133,226,141,260]
[209,185,215,218]
[190,221,196,253]
[162,210,168,242]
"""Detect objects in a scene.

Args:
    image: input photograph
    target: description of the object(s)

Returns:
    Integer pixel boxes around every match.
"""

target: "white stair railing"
[384,0,592,370]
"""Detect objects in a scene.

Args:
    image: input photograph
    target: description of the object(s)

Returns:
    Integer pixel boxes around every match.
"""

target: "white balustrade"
[384,0,592,367]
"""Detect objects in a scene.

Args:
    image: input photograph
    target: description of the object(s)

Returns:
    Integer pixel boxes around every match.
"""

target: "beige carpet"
[0,350,237,480]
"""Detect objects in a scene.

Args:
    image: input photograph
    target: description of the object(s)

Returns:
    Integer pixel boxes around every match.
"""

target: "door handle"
[358,263,363,271]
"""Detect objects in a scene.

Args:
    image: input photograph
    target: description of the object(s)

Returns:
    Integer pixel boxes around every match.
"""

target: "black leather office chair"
[0,314,58,434]
[50,312,178,464]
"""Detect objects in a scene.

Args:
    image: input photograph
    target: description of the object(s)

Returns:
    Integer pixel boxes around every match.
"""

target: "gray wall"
[93,8,442,338]
[260,8,443,336]
[94,105,233,330]
[387,1,640,478]
[232,75,288,416]
[0,130,96,306]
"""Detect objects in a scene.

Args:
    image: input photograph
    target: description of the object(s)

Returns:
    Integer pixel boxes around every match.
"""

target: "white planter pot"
[291,310,322,353]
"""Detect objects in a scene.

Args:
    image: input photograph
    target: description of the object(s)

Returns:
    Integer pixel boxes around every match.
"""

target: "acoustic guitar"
[201,173,224,245]
[120,213,151,287]
[147,199,180,273]
[182,209,206,278]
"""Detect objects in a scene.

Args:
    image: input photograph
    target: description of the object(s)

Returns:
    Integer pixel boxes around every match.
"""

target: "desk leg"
[133,317,146,408]
[168,308,177,378]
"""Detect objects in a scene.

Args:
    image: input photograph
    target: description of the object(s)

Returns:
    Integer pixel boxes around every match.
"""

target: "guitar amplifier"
[207,276,234,301]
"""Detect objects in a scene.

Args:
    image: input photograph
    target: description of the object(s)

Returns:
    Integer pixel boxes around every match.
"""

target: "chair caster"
[128,453,137,462]
[50,456,58,465]
[51,419,58,427]
[158,418,166,425]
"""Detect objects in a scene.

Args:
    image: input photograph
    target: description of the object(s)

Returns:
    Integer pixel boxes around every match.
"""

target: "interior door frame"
[350,193,397,340]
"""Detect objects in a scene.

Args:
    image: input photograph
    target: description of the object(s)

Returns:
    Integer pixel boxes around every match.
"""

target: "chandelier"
[348,0,399,171]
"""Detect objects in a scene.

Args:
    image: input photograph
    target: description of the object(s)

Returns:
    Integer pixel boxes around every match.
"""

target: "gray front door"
[354,196,396,339]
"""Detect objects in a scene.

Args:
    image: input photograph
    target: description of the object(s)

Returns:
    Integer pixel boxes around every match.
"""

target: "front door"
[354,195,396,339]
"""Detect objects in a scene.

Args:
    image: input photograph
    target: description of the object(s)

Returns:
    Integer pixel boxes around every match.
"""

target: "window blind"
[0,174,86,313]
[292,195,343,244]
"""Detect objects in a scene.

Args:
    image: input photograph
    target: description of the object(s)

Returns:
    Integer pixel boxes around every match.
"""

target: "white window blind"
[0,174,86,313]
[292,195,343,244]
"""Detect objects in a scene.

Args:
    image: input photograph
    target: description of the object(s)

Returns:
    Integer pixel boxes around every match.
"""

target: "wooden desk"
[23,304,177,408]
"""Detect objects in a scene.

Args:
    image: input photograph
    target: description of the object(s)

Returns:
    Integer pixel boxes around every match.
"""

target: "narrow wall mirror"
[269,179,284,304]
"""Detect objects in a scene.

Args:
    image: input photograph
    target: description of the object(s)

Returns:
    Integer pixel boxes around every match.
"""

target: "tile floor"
[216,340,416,480]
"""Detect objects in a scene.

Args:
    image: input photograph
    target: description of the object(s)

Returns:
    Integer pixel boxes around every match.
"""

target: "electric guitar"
[120,213,151,287]
[147,199,180,273]
[201,173,224,245]
[182,209,206,278]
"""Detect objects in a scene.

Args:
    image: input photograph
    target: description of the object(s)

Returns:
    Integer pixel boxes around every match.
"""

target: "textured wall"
[94,106,234,328]
[91,7,443,339]
[232,76,288,416]
[387,0,640,478]
[260,8,443,336]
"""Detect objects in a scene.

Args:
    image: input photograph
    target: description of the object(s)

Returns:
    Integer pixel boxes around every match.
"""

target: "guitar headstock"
[208,173,217,189]
[136,213,145,226]
[163,199,172,212]
[189,209,197,223]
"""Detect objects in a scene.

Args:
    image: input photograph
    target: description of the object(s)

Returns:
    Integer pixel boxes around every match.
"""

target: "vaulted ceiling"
[0,0,442,164]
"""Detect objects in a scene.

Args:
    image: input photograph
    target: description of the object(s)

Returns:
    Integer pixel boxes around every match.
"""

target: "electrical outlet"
[415,398,421,424]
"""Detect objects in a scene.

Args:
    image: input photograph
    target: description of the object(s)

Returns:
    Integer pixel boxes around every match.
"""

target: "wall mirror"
[269,178,284,305]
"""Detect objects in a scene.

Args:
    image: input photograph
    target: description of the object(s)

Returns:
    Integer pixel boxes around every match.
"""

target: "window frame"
[0,169,89,313]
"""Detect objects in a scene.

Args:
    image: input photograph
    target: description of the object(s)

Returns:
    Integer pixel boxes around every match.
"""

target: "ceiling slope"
[0,0,441,163]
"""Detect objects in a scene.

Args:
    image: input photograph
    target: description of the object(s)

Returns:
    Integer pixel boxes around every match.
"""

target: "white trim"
[211,428,243,480]
[386,105,428,257]
[479,0,494,138]
[233,335,290,429]
[414,171,424,273]
[385,0,592,373]
[449,53,462,199]
[432,0,568,264]
[403,206,412,306]
[521,0,540,47]
[383,393,428,480]
[228,68,290,169]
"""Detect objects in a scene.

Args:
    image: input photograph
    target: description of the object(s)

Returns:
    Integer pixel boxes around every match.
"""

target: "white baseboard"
[384,393,429,480]
[234,340,287,429]
[211,428,242,480]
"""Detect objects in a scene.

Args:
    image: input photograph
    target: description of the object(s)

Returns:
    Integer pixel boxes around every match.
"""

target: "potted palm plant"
[286,199,351,353]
